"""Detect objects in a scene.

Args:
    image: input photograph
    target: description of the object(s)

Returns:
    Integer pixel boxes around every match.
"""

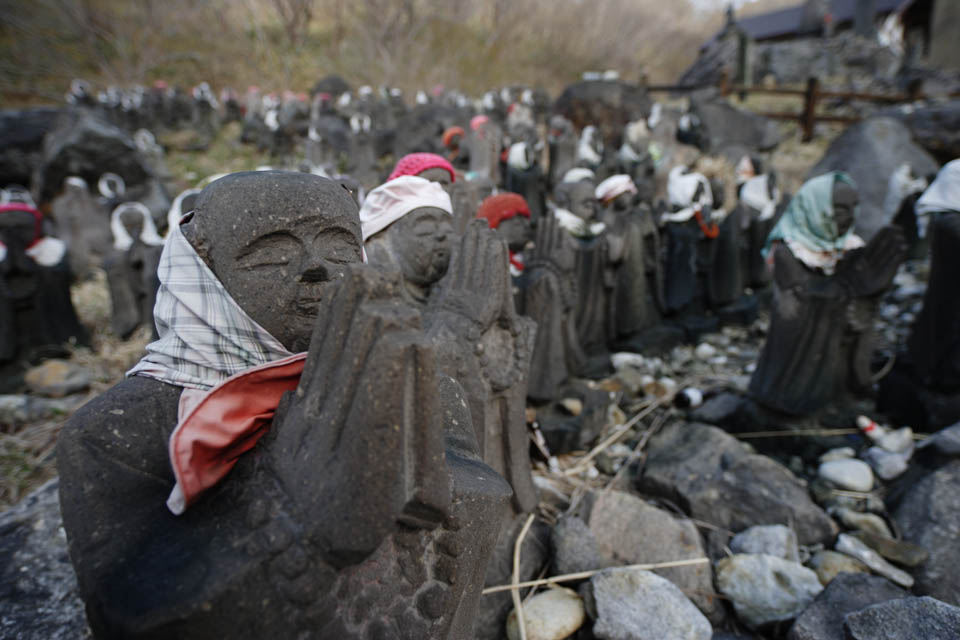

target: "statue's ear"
[180,217,211,263]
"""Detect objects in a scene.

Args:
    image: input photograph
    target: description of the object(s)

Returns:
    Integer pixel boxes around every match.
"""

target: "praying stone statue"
[442,126,469,171]
[0,203,87,391]
[361,177,537,514]
[596,174,676,352]
[749,172,906,417]
[880,160,960,430]
[554,179,614,376]
[661,166,722,339]
[50,176,112,279]
[547,115,577,189]
[468,115,502,185]
[103,202,164,339]
[504,142,546,224]
[516,212,586,402]
[361,176,455,306]
[389,152,456,194]
[617,120,657,204]
[737,170,783,290]
[57,171,512,639]
[476,193,533,278]
[448,176,495,234]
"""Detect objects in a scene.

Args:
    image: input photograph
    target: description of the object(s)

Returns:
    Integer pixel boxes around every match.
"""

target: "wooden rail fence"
[646,71,958,142]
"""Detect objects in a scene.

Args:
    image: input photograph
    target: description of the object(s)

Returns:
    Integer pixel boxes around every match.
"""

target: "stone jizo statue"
[57,171,513,639]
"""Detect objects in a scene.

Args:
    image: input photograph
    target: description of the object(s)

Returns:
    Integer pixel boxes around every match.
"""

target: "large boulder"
[787,573,908,640]
[690,98,782,158]
[844,596,960,639]
[0,479,89,639]
[891,459,960,606]
[0,107,62,186]
[881,99,960,163]
[636,422,838,545]
[808,117,939,241]
[553,81,652,148]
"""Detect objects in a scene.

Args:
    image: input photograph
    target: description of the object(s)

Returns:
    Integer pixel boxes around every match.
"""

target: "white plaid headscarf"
[128,218,294,391]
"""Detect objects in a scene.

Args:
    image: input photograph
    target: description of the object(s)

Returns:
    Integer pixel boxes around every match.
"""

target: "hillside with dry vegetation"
[0,0,809,104]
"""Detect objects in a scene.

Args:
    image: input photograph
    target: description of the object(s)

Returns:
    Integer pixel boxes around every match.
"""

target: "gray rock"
[579,490,723,623]
[688,392,744,427]
[844,596,960,640]
[861,446,909,481]
[808,117,939,242]
[637,422,838,545]
[834,534,914,588]
[716,554,823,627]
[882,99,960,162]
[849,531,929,568]
[786,573,908,640]
[730,525,800,562]
[0,479,90,640]
[584,568,712,640]
[818,459,874,492]
[808,551,870,586]
[892,459,960,604]
[916,421,960,458]
[691,99,782,157]
[0,394,83,425]
[550,516,607,576]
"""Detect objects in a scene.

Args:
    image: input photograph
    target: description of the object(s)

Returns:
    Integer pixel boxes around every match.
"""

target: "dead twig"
[510,513,536,640]
[482,558,711,595]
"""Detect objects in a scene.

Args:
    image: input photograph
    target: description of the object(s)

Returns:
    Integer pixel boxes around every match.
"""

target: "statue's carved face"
[186,171,363,351]
[832,181,858,236]
[568,182,598,222]
[497,215,532,253]
[388,207,453,287]
[417,168,453,194]
[0,211,40,301]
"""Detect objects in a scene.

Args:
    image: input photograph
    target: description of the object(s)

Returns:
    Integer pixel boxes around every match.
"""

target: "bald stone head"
[181,171,363,351]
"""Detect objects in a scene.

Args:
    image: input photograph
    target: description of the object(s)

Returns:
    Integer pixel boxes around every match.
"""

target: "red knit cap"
[388,153,456,183]
[442,126,465,149]
[476,193,530,230]
[0,203,44,247]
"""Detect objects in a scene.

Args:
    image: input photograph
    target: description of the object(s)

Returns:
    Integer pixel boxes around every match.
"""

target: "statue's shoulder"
[58,375,183,482]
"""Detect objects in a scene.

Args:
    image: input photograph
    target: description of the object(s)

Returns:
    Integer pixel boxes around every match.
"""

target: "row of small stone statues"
[49,143,960,637]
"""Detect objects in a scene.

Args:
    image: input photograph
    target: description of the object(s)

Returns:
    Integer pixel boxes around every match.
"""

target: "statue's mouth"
[3,273,38,300]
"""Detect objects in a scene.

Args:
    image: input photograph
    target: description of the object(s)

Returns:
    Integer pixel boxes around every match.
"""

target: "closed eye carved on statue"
[237,232,301,271]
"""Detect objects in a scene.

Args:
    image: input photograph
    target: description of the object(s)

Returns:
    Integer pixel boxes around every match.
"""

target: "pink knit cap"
[388,153,456,183]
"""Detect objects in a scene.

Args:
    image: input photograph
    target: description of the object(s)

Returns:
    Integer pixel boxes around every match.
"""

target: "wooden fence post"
[801,76,819,143]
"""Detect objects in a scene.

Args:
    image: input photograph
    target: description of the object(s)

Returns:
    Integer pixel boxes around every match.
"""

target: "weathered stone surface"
[690,99,782,158]
[584,568,712,640]
[892,459,960,605]
[34,110,155,207]
[716,554,823,627]
[551,515,607,576]
[808,117,939,241]
[579,490,722,623]
[882,99,960,162]
[506,587,585,640]
[688,392,744,426]
[849,531,929,568]
[730,525,800,562]
[786,573,908,640]
[637,422,838,545]
[0,479,90,640]
[57,173,514,639]
[808,551,870,586]
[844,596,960,640]
[0,107,62,186]
[818,460,874,492]
[834,534,914,589]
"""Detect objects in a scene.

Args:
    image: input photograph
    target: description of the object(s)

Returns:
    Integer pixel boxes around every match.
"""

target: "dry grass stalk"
[511,512,536,640]
[482,557,711,595]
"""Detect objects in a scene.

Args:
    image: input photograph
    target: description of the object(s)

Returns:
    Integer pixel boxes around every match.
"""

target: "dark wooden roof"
[716,0,913,44]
